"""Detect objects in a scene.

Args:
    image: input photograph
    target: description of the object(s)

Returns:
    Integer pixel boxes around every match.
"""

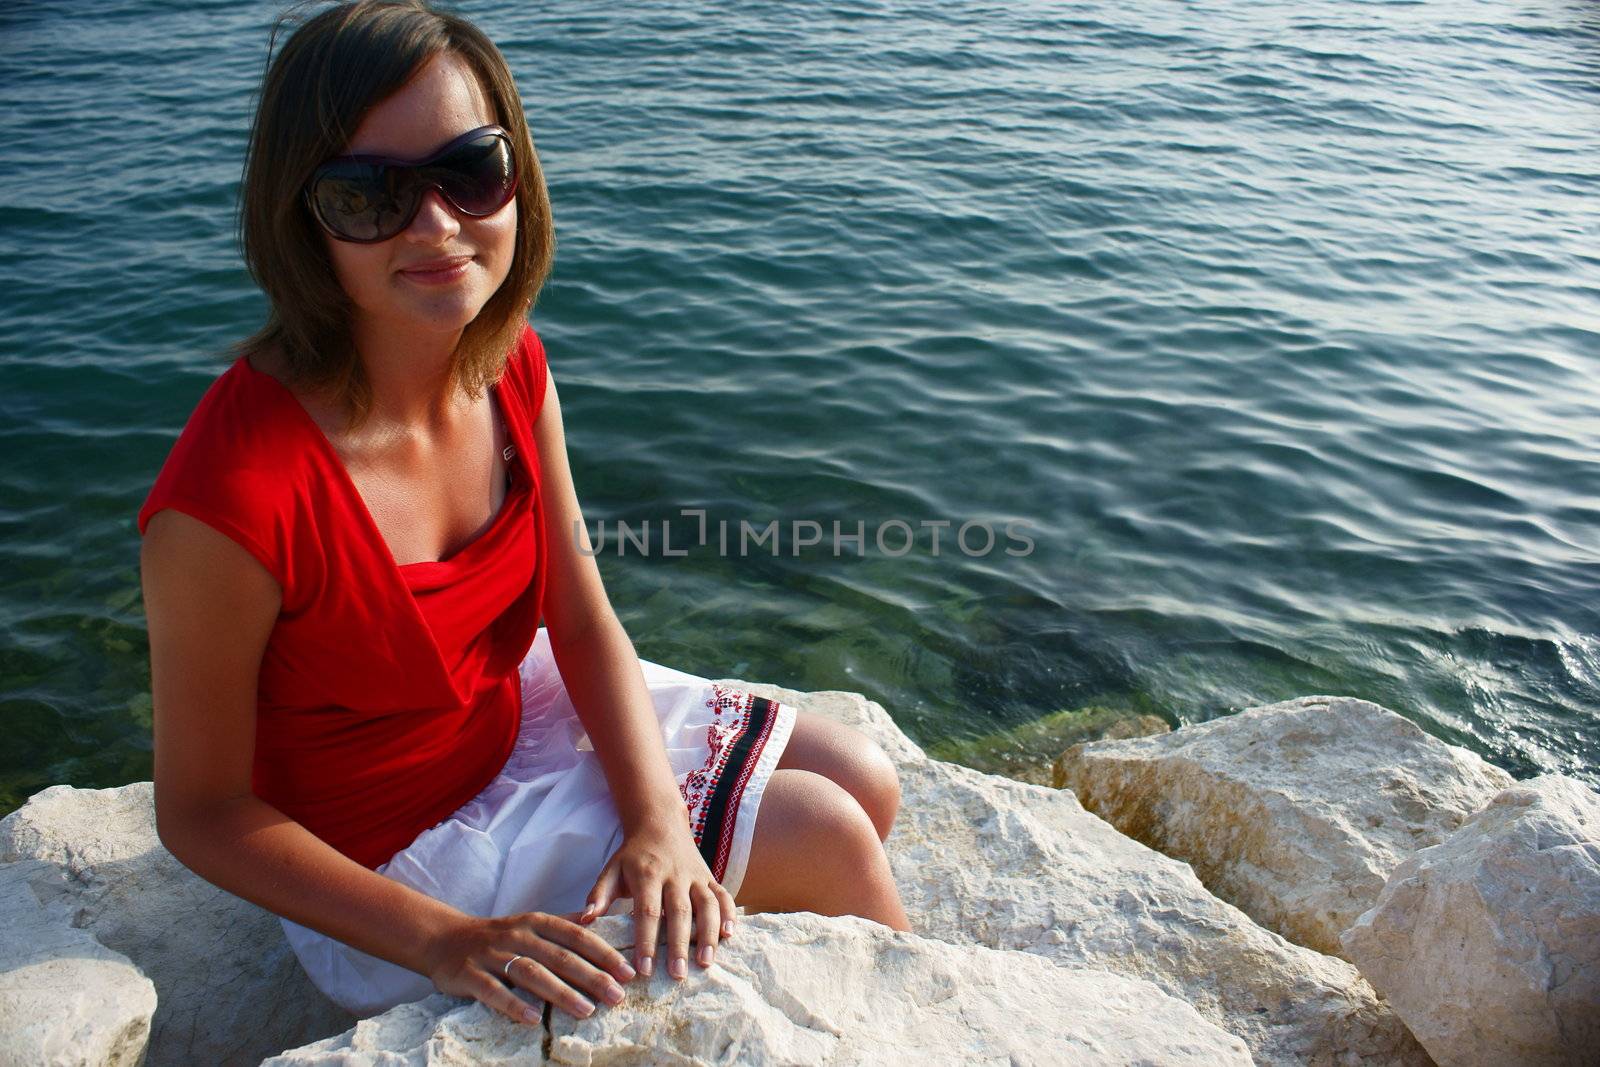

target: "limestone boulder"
[0,857,156,1067]
[1341,773,1600,1067]
[264,911,1252,1065]
[1053,695,1513,959]
[0,782,357,1067]
[734,683,1432,1067]
[2,683,1437,1066]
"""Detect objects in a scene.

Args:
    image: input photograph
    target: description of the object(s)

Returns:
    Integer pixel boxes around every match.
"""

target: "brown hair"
[226,0,555,433]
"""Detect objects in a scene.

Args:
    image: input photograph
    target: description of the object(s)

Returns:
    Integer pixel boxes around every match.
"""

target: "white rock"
[1,685,1433,1066]
[265,911,1252,1065]
[1053,695,1513,959]
[733,684,1431,1067]
[0,782,357,1067]
[0,857,155,1067]
[1342,773,1600,1067]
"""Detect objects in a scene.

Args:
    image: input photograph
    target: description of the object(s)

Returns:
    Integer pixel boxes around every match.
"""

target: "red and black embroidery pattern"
[677,682,781,883]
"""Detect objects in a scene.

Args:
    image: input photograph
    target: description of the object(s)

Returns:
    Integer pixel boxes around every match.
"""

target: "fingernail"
[602,983,624,1004]
[619,962,637,980]
[670,957,686,979]
[722,919,734,937]
[698,944,713,967]
[582,904,595,920]
[522,1007,540,1023]
[639,955,653,976]
[575,998,595,1017]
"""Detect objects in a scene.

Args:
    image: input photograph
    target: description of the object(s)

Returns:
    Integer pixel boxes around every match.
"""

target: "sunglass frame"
[302,124,518,244]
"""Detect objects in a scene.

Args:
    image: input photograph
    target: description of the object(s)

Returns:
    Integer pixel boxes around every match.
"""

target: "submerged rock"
[927,704,1170,786]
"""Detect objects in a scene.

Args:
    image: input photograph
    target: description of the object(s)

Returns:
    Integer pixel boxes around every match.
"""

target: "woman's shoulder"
[500,319,550,423]
[137,346,314,537]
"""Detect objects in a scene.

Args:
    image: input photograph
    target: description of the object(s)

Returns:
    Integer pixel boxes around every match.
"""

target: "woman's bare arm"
[530,364,741,979]
[139,508,469,979]
[141,506,635,1023]
[531,366,687,835]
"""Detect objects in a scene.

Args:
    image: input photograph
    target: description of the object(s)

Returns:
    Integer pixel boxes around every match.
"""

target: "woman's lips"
[400,257,471,284]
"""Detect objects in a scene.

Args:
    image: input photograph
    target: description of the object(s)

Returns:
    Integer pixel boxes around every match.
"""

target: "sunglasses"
[302,124,518,243]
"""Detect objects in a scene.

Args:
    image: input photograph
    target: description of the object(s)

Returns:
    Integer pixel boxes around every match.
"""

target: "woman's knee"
[857,741,901,840]
[770,767,881,852]
[735,768,887,908]
[778,715,903,841]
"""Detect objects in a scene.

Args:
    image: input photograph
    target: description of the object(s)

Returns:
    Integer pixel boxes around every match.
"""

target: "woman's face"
[320,51,517,342]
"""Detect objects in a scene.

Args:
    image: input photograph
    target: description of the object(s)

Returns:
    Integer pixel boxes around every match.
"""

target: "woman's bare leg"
[774,711,902,843]
[733,768,911,932]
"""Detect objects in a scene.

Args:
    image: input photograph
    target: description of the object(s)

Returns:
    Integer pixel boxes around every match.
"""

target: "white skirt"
[279,626,798,1017]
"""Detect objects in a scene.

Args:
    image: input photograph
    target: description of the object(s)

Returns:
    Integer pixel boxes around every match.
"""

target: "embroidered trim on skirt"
[278,626,798,1017]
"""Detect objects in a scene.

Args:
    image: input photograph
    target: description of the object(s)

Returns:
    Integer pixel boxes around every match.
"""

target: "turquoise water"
[3,0,1597,818]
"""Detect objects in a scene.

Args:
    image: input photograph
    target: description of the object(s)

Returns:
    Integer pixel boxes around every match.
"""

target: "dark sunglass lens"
[429,135,515,215]
[311,164,417,241]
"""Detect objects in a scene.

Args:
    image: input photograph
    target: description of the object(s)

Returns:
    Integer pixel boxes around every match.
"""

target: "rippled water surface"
[3,0,1598,815]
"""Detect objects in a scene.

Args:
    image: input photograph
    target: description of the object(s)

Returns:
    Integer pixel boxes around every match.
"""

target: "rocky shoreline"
[2,692,1595,1066]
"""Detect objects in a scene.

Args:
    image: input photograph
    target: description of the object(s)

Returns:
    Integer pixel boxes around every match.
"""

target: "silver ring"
[503,954,526,979]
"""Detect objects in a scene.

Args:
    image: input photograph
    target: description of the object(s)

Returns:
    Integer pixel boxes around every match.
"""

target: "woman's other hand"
[578,819,737,980]
[424,911,636,1024]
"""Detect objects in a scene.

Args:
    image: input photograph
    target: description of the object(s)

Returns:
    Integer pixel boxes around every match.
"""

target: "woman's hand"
[577,817,738,980]
[424,911,637,1025]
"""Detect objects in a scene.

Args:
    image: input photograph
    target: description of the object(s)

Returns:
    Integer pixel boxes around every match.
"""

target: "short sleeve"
[138,473,289,594]
[136,367,297,599]
[524,320,549,423]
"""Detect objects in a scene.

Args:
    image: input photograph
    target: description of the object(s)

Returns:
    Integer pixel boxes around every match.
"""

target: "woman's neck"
[348,315,468,434]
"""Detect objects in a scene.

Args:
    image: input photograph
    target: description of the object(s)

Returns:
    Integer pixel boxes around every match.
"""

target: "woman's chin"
[390,292,490,333]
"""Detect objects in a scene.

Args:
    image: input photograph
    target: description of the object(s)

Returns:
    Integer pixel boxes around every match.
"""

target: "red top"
[138,321,550,869]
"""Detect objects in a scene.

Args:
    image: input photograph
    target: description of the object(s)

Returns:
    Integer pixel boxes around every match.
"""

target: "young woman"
[137,0,910,1028]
